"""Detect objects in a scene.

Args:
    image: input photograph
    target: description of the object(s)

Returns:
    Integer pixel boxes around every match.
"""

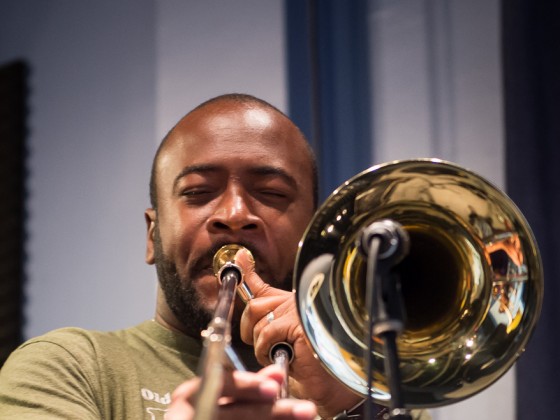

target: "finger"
[171,377,201,405]
[240,295,291,344]
[234,247,255,273]
[253,313,304,367]
[218,398,317,420]
[220,365,283,402]
[251,297,298,350]
[235,249,279,298]
[272,398,317,420]
[167,378,201,420]
[166,400,195,420]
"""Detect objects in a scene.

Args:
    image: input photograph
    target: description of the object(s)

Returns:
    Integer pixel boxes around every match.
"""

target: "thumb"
[234,248,277,298]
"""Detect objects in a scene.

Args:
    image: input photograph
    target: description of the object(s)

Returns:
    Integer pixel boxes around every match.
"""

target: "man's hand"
[166,365,317,420]
[236,250,363,419]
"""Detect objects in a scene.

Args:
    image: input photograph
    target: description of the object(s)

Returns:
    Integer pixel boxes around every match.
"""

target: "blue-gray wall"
[0,0,286,338]
[1,1,510,419]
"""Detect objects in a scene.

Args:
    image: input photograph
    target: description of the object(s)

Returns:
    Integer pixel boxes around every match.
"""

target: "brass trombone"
[194,158,543,417]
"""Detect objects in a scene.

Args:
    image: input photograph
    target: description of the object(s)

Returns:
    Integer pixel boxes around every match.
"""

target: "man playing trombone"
[0,94,429,420]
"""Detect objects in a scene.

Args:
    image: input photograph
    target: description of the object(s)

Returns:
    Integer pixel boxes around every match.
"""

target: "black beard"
[152,224,293,344]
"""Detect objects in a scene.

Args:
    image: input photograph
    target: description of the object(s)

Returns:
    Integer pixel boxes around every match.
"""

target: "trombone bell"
[294,159,543,408]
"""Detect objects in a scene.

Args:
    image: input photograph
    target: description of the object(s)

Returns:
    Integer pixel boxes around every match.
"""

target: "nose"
[207,185,261,234]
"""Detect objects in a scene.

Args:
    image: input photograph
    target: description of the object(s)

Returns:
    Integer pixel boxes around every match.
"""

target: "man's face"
[146,102,315,335]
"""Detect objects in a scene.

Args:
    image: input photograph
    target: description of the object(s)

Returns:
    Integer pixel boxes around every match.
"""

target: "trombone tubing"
[193,268,239,420]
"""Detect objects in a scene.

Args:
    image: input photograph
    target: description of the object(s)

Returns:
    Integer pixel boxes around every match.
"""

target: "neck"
[154,286,261,371]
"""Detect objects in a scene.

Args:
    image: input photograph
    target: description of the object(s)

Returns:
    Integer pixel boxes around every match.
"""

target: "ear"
[145,208,157,265]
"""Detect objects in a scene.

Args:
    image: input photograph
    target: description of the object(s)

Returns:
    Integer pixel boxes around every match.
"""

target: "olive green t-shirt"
[0,321,431,419]
[0,320,201,419]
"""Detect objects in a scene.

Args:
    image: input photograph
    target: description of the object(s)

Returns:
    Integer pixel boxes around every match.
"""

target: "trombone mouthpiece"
[212,244,254,303]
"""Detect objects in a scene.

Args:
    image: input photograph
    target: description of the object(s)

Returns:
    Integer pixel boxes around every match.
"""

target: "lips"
[189,241,273,288]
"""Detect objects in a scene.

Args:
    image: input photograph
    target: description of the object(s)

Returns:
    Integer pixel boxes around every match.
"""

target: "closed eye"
[180,188,217,204]
[260,189,287,197]
[255,189,293,209]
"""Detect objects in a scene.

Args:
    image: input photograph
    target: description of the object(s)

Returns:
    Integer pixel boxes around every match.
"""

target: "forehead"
[156,103,314,190]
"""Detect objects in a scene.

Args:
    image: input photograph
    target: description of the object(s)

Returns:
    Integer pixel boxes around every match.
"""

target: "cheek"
[159,209,210,254]
[271,213,312,259]
[289,203,314,235]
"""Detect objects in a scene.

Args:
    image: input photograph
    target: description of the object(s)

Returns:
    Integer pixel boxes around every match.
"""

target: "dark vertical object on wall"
[0,60,28,367]
[502,2,560,419]
[285,0,372,201]
[285,0,317,156]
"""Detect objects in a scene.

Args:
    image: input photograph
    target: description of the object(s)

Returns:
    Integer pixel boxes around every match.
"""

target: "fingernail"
[245,249,255,265]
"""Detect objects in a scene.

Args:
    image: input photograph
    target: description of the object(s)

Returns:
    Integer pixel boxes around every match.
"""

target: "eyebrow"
[172,164,219,193]
[172,164,298,192]
[248,166,298,188]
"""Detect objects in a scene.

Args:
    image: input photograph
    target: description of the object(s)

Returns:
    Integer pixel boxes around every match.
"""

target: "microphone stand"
[359,220,412,420]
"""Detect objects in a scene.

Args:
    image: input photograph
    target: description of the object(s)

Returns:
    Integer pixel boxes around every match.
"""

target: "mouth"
[190,241,278,293]
[199,242,261,270]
